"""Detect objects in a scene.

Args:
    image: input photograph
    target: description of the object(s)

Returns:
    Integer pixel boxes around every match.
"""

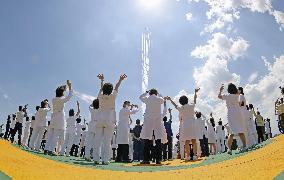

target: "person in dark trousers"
[162,108,173,161]
[133,119,143,162]
[253,108,265,143]
[4,115,11,140]
[12,105,27,145]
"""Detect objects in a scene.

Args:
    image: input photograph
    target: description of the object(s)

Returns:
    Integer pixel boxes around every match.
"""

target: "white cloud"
[272,10,284,31]
[185,12,193,21]
[73,90,96,105]
[191,32,249,60]
[248,72,258,83]
[187,0,284,33]
[245,55,284,135]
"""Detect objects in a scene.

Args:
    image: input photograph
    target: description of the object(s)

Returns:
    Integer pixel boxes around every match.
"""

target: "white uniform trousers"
[29,126,46,150]
[45,128,65,152]
[85,132,95,160]
[60,132,75,155]
[93,126,114,163]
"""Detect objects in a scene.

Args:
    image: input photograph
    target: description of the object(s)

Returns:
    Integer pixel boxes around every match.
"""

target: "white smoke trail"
[142,28,151,113]
[73,90,96,105]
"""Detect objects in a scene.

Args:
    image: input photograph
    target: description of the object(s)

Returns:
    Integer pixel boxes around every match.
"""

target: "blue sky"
[1,0,284,135]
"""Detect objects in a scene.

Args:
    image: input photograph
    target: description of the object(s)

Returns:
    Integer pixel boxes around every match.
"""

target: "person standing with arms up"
[93,73,127,165]
[218,83,247,155]
[45,80,73,156]
[139,89,165,165]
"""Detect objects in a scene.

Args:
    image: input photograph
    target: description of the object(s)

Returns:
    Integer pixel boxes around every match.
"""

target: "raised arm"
[194,88,200,104]
[162,100,167,118]
[114,74,127,92]
[97,74,104,96]
[63,80,73,103]
[139,92,148,103]
[168,108,172,122]
[76,101,80,117]
[129,105,139,115]
[218,84,225,100]
[167,96,178,110]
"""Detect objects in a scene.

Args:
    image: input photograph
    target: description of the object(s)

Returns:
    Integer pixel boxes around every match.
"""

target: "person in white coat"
[71,117,86,157]
[206,114,217,155]
[247,104,258,148]
[60,101,80,156]
[139,89,165,164]
[84,99,99,161]
[93,74,126,165]
[168,88,200,161]
[218,83,247,155]
[22,117,31,147]
[116,102,139,163]
[216,119,226,153]
[29,101,51,151]
[45,80,73,156]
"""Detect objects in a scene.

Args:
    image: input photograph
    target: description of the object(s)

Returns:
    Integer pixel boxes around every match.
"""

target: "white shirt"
[35,108,51,127]
[66,116,78,134]
[10,119,16,129]
[222,94,240,108]
[52,89,73,113]
[177,104,195,120]
[239,94,246,106]
[216,125,225,138]
[16,111,25,123]
[195,117,206,139]
[98,90,118,110]
[140,93,164,117]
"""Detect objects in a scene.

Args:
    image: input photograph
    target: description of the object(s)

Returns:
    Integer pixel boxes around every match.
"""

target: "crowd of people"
[1,74,283,165]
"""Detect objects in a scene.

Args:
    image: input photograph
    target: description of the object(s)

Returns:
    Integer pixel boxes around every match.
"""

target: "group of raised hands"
[97,74,127,81]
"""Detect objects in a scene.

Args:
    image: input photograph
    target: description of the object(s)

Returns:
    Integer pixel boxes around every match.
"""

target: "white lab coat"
[22,121,31,146]
[35,108,51,128]
[117,107,139,144]
[139,92,164,140]
[49,89,73,130]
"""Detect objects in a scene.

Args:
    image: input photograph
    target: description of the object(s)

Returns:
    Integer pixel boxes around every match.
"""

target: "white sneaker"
[192,155,198,161]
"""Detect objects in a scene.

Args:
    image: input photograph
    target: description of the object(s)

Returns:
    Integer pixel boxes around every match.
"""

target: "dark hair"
[280,98,284,104]
[92,99,99,109]
[36,106,40,111]
[246,105,249,110]
[26,117,30,121]
[163,116,167,122]
[196,112,202,118]
[149,89,158,96]
[76,117,81,123]
[41,101,46,108]
[238,87,244,95]
[227,83,238,94]
[179,96,188,105]
[56,86,66,97]
[210,118,215,127]
[240,101,245,107]
[249,104,254,109]
[267,118,270,122]
[32,116,35,120]
[19,106,23,111]
[7,115,11,120]
[123,101,130,107]
[102,83,113,95]
[257,111,260,115]
[69,109,75,116]
[280,86,284,95]
[48,121,50,126]
[13,114,16,119]
[218,120,222,125]
[136,119,140,125]
[82,128,86,131]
